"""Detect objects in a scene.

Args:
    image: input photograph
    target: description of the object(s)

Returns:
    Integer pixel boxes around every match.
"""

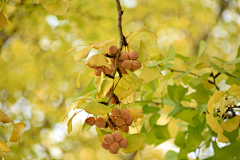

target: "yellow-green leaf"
[63,101,78,121]
[217,128,229,143]
[203,80,215,90]
[0,139,10,153]
[90,39,114,49]
[79,102,111,116]
[0,110,13,124]
[65,45,83,55]
[228,84,240,97]
[80,123,91,137]
[0,11,8,30]
[128,108,144,122]
[43,0,69,16]
[221,116,240,132]
[136,26,157,45]
[206,114,221,133]
[139,65,160,84]
[136,40,149,63]
[67,111,79,134]
[121,133,146,154]
[96,73,113,100]
[84,54,110,69]
[9,122,26,142]
[74,44,94,61]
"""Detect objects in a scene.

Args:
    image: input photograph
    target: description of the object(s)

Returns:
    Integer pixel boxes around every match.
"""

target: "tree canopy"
[1,0,240,159]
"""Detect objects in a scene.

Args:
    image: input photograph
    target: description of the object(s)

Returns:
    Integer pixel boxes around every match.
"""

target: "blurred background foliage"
[0,0,240,159]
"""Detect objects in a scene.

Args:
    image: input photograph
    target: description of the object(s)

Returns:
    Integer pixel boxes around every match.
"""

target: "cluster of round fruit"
[108,107,133,133]
[108,45,142,74]
[89,62,115,76]
[85,108,133,133]
[101,131,128,154]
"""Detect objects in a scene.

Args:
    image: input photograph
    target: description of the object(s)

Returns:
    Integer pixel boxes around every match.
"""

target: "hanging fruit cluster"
[101,131,128,154]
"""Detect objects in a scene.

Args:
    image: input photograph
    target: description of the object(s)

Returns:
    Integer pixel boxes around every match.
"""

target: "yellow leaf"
[84,54,110,69]
[214,91,225,102]
[0,110,13,124]
[116,87,135,100]
[139,65,160,84]
[128,108,144,122]
[9,122,26,142]
[0,11,8,30]
[121,133,146,154]
[206,114,221,133]
[67,111,80,134]
[79,102,112,116]
[65,45,81,55]
[203,80,215,90]
[228,84,240,97]
[221,116,240,132]
[43,0,69,16]
[74,44,94,61]
[0,139,10,153]
[76,66,92,88]
[136,26,157,45]
[96,73,113,100]
[217,128,229,143]
[90,38,114,49]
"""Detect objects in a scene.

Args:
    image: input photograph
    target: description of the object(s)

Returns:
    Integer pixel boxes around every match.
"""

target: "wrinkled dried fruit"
[125,115,133,126]
[85,117,95,126]
[104,64,115,74]
[119,124,129,133]
[122,60,132,70]
[121,109,130,119]
[112,131,123,141]
[95,117,106,128]
[101,141,110,150]
[120,51,129,61]
[95,67,104,76]
[115,116,124,126]
[119,138,128,148]
[111,107,121,117]
[103,134,114,145]
[132,60,142,70]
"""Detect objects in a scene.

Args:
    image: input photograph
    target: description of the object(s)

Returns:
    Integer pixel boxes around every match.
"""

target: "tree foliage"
[1,0,240,159]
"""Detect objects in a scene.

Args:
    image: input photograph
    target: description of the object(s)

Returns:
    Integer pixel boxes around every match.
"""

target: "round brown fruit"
[120,109,130,119]
[109,141,120,152]
[109,148,118,154]
[101,141,110,150]
[110,58,115,64]
[110,97,116,104]
[119,124,129,133]
[112,131,123,141]
[125,115,133,126]
[109,115,115,123]
[104,64,115,74]
[129,50,139,60]
[115,116,124,126]
[119,51,129,61]
[119,138,128,148]
[105,89,111,97]
[94,67,105,76]
[103,134,114,145]
[108,45,118,55]
[85,117,95,126]
[88,65,98,69]
[120,69,128,74]
[122,60,132,70]
[95,117,106,128]
[111,107,120,117]
[132,60,142,70]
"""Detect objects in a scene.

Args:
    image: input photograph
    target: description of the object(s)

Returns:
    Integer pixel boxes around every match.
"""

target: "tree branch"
[158,65,199,77]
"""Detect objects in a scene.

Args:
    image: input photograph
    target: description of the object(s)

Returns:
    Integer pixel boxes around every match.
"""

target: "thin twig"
[135,100,162,105]
[158,65,199,77]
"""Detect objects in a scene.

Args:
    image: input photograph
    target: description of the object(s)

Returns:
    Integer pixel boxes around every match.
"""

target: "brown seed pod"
[104,64,115,74]
[108,45,118,55]
[112,131,123,141]
[110,97,116,104]
[119,51,129,61]
[129,50,139,60]
[132,60,142,70]
[122,60,132,70]
[109,141,120,152]
[119,138,128,148]
[125,115,133,126]
[95,67,104,76]
[115,116,124,126]
[85,117,95,126]
[111,107,121,117]
[103,134,114,145]
[120,109,130,119]
[119,124,129,133]
[108,148,118,154]
[120,69,128,74]
[101,141,110,150]
[95,117,106,128]
[110,58,115,64]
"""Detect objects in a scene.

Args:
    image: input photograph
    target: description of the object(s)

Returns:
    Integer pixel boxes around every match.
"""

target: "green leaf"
[149,113,160,127]
[175,54,194,63]
[165,150,178,160]
[78,102,111,116]
[153,124,170,140]
[166,45,175,62]
[189,83,210,104]
[136,40,149,63]
[222,126,239,143]
[174,40,206,79]
[174,109,198,126]
[43,0,69,16]
[80,78,96,96]
[121,133,146,154]
[80,123,91,137]
[168,106,187,117]
[174,131,187,148]
[142,105,160,114]
[167,84,188,102]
